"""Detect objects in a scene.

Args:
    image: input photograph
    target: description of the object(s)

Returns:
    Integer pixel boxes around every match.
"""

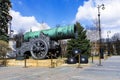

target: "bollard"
[77,54,82,68]
[50,53,55,68]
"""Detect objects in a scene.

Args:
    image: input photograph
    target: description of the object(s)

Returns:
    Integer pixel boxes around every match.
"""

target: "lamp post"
[107,31,111,56]
[97,4,105,66]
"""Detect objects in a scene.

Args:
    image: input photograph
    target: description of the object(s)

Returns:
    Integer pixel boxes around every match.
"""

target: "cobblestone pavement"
[0,56,120,80]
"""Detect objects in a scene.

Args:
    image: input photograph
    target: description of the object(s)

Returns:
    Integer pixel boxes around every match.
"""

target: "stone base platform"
[5,58,65,67]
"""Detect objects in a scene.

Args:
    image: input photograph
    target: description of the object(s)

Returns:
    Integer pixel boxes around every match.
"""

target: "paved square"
[0,56,120,80]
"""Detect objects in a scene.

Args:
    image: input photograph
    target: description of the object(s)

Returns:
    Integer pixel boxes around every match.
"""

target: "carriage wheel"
[30,39,48,59]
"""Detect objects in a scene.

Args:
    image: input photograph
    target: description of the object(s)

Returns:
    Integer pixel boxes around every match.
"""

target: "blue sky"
[10,0,120,39]
[11,0,88,27]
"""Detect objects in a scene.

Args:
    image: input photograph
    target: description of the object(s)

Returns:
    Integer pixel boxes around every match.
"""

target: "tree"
[111,33,120,55]
[86,18,99,42]
[111,33,120,41]
[0,40,10,57]
[115,39,120,55]
[67,22,91,57]
[14,29,25,48]
[0,0,12,41]
[0,40,11,66]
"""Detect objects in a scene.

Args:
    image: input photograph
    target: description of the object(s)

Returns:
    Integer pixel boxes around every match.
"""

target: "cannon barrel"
[24,24,77,41]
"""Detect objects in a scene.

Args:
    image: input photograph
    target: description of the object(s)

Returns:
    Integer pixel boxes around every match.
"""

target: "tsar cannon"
[16,25,77,59]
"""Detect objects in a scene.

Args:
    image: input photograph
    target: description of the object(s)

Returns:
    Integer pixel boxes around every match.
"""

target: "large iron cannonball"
[67,57,77,64]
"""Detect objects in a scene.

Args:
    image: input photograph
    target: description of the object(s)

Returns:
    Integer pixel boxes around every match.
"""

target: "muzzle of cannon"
[16,24,77,60]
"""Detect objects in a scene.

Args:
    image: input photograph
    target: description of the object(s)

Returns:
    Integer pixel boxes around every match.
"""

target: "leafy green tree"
[0,0,12,41]
[67,22,91,57]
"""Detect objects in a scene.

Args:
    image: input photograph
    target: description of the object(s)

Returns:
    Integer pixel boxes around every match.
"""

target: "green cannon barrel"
[24,24,77,41]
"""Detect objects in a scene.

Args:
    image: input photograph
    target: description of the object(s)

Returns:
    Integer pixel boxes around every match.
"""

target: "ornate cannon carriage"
[16,25,77,59]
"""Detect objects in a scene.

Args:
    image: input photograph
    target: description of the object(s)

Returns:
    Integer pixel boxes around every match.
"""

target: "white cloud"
[75,0,120,38]
[76,0,97,21]
[9,10,50,34]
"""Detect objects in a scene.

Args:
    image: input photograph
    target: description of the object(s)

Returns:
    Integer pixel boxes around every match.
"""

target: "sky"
[10,0,120,39]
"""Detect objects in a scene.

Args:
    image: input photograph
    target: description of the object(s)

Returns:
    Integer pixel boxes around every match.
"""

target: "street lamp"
[107,31,111,56]
[97,4,105,66]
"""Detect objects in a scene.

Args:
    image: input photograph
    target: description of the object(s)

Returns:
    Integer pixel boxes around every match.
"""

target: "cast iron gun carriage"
[16,25,77,59]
